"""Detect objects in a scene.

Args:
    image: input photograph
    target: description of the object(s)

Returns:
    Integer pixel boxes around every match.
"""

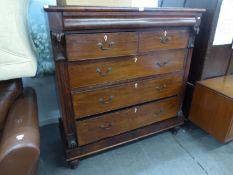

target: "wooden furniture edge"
[196,81,233,102]
[44,6,206,13]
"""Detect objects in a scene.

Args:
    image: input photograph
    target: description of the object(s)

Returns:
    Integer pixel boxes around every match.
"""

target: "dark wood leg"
[69,159,79,169]
[59,118,78,149]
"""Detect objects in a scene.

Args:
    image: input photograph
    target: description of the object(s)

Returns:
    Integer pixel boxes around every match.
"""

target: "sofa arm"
[0,88,40,175]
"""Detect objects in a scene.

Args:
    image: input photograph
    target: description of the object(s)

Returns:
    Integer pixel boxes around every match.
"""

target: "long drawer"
[68,49,186,88]
[66,32,138,61]
[76,97,180,146]
[72,74,183,118]
[139,29,190,53]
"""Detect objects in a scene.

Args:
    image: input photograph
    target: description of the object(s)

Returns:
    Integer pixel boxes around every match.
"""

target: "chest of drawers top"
[45,6,204,31]
[45,6,205,62]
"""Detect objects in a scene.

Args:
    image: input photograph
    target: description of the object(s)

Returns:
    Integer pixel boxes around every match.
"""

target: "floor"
[39,124,233,175]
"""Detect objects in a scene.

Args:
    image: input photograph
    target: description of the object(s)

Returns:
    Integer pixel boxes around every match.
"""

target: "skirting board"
[39,110,60,127]
[39,115,59,127]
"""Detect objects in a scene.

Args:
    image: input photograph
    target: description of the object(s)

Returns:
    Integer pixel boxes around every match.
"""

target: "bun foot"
[69,159,79,169]
[170,127,179,135]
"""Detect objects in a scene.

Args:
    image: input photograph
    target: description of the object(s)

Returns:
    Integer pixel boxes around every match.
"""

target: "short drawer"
[139,29,190,52]
[76,97,180,145]
[66,32,138,61]
[72,74,183,118]
[68,49,186,88]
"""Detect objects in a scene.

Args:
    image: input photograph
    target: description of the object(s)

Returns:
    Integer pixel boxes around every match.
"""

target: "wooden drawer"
[72,74,183,118]
[68,49,186,88]
[139,29,190,53]
[66,32,138,61]
[76,97,179,145]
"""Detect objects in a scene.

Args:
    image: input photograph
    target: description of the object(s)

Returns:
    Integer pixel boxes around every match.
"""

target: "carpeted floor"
[39,124,233,175]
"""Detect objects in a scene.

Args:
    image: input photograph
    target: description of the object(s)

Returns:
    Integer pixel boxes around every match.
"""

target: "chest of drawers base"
[65,116,184,161]
[45,5,205,167]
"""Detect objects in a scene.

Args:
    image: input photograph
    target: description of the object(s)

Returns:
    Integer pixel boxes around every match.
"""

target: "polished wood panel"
[66,32,138,61]
[76,97,179,145]
[72,74,183,118]
[139,29,190,53]
[68,49,186,88]
[190,76,233,143]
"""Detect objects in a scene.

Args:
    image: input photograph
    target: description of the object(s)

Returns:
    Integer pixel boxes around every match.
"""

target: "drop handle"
[97,41,115,50]
[100,123,112,130]
[156,61,169,68]
[156,84,167,91]
[160,30,171,44]
[99,96,113,104]
[96,67,112,76]
[160,35,171,44]
[154,109,165,116]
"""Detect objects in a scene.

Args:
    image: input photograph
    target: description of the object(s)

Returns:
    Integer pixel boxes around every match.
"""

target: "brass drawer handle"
[97,34,115,50]
[96,67,112,76]
[99,96,113,104]
[160,30,171,44]
[100,123,112,130]
[160,36,171,44]
[154,109,165,116]
[156,61,169,68]
[156,84,167,91]
[97,41,115,50]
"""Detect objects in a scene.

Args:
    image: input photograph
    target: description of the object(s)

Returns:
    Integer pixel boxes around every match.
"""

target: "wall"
[28,0,56,76]
[27,0,59,126]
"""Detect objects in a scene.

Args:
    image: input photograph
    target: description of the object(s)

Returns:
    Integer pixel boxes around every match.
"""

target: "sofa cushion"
[0,50,37,81]
[0,0,37,81]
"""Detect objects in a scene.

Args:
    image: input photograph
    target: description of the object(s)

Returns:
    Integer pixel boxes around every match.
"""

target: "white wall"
[23,76,60,126]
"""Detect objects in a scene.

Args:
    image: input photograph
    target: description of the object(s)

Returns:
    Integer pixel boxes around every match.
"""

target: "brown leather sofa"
[0,79,40,175]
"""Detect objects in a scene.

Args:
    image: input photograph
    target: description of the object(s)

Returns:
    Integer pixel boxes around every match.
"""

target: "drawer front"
[76,97,180,145]
[139,29,190,52]
[68,49,186,88]
[72,74,183,118]
[66,32,138,61]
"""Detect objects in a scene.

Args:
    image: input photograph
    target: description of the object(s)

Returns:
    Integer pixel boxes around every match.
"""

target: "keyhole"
[104,35,108,42]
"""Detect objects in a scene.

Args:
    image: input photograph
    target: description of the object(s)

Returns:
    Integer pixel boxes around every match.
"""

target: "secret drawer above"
[66,32,138,61]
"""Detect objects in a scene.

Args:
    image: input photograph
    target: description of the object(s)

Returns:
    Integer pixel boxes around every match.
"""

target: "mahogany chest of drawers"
[45,5,205,168]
